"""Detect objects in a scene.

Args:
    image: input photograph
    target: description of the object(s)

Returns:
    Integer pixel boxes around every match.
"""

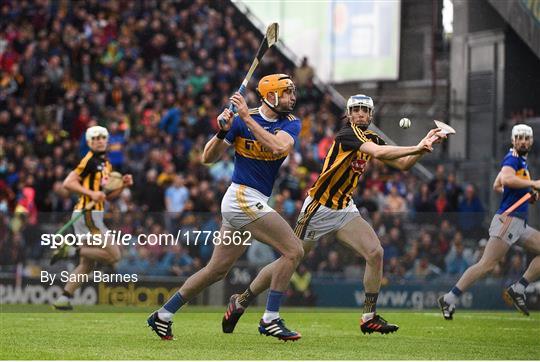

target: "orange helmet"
[257,74,295,107]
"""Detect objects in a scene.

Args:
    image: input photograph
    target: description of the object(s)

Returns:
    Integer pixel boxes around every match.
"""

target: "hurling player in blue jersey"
[439,124,540,319]
[147,74,304,341]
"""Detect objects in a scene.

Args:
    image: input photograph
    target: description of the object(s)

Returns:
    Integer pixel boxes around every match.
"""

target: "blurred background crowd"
[0,0,531,293]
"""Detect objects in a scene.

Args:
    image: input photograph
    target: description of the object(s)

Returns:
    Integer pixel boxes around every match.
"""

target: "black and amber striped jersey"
[308,123,385,209]
[73,151,112,211]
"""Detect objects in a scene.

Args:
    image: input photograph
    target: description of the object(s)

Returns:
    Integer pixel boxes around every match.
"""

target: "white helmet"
[511,124,533,143]
[85,126,109,142]
[346,94,374,116]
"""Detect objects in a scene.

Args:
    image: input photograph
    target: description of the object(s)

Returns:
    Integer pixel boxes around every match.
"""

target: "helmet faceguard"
[511,124,534,156]
[86,126,109,142]
[346,94,374,130]
[86,126,109,153]
[257,74,296,115]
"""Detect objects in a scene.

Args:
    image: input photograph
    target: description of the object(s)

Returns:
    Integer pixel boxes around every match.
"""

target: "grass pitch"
[0,305,538,360]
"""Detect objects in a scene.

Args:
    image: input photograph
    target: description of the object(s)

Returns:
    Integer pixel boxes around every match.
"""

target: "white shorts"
[221,183,275,229]
[294,195,360,242]
[488,214,536,245]
[72,210,108,235]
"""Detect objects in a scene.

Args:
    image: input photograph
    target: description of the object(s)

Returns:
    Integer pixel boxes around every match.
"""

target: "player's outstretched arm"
[383,154,422,171]
[499,166,540,190]
[382,128,446,170]
[230,92,293,155]
[360,130,436,161]
[201,109,233,164]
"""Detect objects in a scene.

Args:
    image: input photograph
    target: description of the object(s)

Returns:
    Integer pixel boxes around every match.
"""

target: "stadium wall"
[2,275,539,311]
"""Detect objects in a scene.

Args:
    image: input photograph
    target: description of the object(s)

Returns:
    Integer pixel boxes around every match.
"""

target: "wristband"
[216,130,228,140]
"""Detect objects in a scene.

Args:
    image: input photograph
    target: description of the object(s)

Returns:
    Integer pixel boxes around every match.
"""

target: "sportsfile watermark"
[41,230,252,249]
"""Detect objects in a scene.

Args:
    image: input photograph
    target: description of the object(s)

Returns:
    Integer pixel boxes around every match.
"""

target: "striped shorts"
[294,195,360,242]
[221,183,275,229]
[488,214,536,245]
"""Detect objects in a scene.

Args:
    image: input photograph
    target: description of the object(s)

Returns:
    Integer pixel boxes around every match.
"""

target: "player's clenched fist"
[89,190,106,202]
[217,108,234,131]
[530,190,539,204]
[230,92,249,120]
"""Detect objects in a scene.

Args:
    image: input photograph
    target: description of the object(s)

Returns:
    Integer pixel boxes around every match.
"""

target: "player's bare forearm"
[242,116,292,154]
[361,142,424,161]
[63,171,94,197]
[384,128,444,169]
[383,154,424,170]
[500,166,538,190]
[202,137,229,164]
[502,175,536,189]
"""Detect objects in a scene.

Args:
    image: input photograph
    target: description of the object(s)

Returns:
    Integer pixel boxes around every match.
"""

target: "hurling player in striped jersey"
[222,94,446,335]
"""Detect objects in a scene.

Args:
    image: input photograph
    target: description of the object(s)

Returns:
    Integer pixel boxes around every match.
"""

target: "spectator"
[136,169,165,212]
[458,184,484,238]
[384,185,407,213]
[356,188,379,213]
[161,245,195,277]
[318,250,344,275]
[164,174,189,232]
[209,152,234,183]
[505,253,525,285]
[287,264,316,306]
[14,186,37,225]
[406,256,442,281]
[445,240,473,275]
[413,183,435,223]
[107,121,126,170]
[384,256,406,284]
[381,234,399,262]
[293,57,314,87]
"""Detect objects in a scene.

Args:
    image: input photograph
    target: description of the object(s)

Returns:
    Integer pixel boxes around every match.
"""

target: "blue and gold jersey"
[224,108,301,196]
[496,150,531,219]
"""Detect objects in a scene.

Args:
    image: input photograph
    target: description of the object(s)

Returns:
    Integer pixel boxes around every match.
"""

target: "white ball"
[399,118,411,129]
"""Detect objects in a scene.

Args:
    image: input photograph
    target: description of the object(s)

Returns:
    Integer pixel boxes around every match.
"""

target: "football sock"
[362,292,378,322]
[444,286,462,305]
[158,292,186,321]
[237,287,256,308]
[512,277,529,294]
[262,290,283,323]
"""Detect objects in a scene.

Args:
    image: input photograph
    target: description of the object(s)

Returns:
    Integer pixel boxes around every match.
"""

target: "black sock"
[363,293,378,314]
[237,288,256,308]
[63,290,73,299]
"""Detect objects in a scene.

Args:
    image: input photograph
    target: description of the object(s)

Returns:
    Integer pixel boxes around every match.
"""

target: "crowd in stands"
[0,0,529,288]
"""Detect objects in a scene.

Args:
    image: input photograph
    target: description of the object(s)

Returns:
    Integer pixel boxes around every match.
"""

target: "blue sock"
[262,290,284,323]
[265,290,284,312]
[451,286,463,297]
[518,277,529,287]
[159,292,186,316]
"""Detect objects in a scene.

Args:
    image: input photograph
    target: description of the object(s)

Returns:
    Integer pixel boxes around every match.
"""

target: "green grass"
[1,305,539,360]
